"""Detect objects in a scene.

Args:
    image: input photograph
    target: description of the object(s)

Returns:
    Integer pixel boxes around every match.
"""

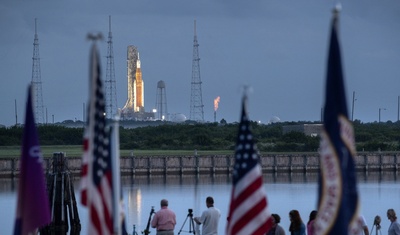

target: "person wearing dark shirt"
[266,213,285,235]
[289,210,305,235]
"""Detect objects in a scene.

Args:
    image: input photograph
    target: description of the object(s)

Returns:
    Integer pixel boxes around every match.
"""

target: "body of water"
[0,172,399,234]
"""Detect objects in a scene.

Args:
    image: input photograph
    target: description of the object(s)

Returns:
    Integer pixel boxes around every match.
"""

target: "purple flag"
[13,85,51,235]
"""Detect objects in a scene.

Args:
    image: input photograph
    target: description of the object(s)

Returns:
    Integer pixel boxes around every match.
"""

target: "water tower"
[155,80,168,120]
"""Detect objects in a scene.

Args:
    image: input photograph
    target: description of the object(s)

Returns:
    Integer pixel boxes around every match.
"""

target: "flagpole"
[86,36,101,235]
[111,115,122,235]
[315,4,360,234]
[226,91,272,235]
[82,33,119,235]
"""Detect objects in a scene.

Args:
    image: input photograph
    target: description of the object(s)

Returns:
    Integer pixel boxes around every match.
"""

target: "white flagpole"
[111,115,121,235]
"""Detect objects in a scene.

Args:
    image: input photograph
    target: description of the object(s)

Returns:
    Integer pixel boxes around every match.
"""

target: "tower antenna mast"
[189,19,204,122]
[105,15,118,119]
[31,18,45,124]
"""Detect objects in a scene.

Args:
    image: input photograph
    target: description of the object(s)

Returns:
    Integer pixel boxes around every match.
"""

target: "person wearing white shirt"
[194,196,221,235]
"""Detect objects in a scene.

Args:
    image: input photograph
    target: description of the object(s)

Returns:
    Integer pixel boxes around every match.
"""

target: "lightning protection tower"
[31,18,45,124]
[155,80,168,121]
[189,20,204,122]
[105,15,118,119]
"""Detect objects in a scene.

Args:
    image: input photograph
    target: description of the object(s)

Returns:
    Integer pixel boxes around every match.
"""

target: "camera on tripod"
[178,208,196,234]
[374,215,381,230]
[371,215,382,235]
[374,215,381,226]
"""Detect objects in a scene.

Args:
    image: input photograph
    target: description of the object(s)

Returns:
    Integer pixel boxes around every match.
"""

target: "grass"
[0,145,234,158]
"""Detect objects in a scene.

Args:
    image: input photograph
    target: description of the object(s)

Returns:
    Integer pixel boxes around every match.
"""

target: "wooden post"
[11,158,15,177]
[131,155,136,176]
[195,154,199,175]
[211,155,215,175]
[147,156,152,176]
[40,152,81,235]
[180,156,184,176]
[164,157,167,176]
[226,155,231,175]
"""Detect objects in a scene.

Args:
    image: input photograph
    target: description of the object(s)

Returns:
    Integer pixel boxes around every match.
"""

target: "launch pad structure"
[189,20,204,122]
[121,45,154,121]
[105,16,118,120]
[31,19,46,124]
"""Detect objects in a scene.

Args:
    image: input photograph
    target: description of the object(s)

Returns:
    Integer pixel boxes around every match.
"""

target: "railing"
[1,153,399,177]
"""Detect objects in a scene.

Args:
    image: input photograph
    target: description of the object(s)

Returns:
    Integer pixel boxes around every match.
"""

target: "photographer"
[194,196,221,235]
[151,199,176,235]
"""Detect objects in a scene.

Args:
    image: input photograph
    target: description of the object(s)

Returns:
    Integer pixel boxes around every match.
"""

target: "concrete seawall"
[1,153,399,178]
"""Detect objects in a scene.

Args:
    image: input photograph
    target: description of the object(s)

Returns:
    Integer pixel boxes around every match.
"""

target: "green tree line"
[1,120,400,152]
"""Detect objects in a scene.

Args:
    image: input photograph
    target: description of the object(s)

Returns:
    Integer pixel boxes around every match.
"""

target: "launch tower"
[155,80,168,120]
[189,20,204,122]
[31,18,45,124]
[105,16,118,119]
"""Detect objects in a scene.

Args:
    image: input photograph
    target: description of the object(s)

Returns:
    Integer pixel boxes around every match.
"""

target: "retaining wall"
[1,153,399,178]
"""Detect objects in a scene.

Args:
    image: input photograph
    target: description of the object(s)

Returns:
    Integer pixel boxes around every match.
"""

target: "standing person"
[151,199,176,235]
[288,210,305,235]
[194,196,221,235]
[307,210,317,235]
[387,209,400,235]
[348,214,370,235]
[266,214,285,235]
[357,215,369,235]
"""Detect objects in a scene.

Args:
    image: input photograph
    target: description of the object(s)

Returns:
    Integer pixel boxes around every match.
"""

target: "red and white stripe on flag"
[227,166,272,235]
[226,95,273,235]
[80,42,114,235]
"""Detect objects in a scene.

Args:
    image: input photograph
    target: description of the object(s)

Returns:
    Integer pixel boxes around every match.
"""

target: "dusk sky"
[1,1,400,126]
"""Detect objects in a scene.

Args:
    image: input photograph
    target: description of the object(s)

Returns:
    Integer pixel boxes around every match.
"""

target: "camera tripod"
[132,225,139,235]
[370,215,382,235]
[178,209,197,235]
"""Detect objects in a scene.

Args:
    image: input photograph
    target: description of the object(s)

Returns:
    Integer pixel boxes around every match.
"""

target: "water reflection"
[0,171,398,193]
[121,171,400,186]
[0,171,399,235]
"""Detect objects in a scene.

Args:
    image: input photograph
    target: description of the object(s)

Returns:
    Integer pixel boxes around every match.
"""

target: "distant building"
[121,46,154,120]
[282,124,323,137]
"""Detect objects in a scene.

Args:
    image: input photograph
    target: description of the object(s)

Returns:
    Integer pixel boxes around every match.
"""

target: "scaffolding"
[31,18,45,124]
[189,20,204,122]
[105,15,118,119]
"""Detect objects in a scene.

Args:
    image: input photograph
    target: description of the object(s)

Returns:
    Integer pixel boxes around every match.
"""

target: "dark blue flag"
[314,8,360,235]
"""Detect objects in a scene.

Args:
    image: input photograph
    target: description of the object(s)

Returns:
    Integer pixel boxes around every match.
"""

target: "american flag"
[226,94,272,235]
[314,7,359,235]
[80,43,113,235]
